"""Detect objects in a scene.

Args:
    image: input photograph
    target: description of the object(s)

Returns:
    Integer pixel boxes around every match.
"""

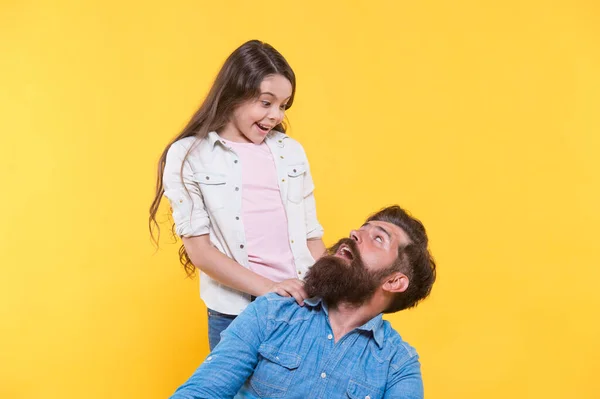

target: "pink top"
[224,139,297,282]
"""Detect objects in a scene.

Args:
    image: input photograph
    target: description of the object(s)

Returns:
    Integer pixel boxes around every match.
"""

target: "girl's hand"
[268,279,307,306]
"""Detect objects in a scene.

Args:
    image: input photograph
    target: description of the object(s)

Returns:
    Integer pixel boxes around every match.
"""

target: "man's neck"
[327,302,379,343]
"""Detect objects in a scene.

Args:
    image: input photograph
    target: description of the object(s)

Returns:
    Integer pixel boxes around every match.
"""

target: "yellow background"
[1,0,599,398]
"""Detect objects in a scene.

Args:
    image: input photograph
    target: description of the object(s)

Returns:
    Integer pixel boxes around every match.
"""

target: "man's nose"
[350,230,361,243]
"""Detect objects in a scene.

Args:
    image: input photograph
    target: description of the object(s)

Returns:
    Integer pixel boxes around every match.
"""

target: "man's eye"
[375,236,383,243]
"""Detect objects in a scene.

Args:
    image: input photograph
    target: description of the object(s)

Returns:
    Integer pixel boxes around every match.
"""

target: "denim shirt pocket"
[347,379,385,399]
[286,163,306,204]
[193,171,227,212]
[249,344,301,398]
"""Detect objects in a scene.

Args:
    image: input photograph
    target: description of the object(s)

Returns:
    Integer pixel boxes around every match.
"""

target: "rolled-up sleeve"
[163,140,210,237]
[300,147,324,240]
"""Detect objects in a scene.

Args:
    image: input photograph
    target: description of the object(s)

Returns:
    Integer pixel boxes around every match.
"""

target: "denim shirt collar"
[304,297,385,348]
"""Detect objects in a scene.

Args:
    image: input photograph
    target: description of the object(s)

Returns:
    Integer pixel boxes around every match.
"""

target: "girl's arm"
[163,141,306,304]
[183,235,308,305]
[307,238,326,261]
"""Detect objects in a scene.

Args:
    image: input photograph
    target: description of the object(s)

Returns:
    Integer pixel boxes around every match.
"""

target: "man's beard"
[304,238,382,308]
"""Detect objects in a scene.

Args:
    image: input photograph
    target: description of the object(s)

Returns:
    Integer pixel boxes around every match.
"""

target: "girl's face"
[220,74,292,144]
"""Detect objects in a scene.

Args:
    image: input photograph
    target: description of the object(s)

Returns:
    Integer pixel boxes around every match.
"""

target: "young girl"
[149,40,326,350]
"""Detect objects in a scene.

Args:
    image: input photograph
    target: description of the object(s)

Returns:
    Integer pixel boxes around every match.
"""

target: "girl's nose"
[269,108,284,122]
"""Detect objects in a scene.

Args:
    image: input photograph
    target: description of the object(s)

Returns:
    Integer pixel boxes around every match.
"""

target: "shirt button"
[281,179,285,182]
[234,160,238,164]
[207,356,213,361]
[321,372,327,379]
[290,239,294,244]
[327,334,333,340]
[365,396,371,399]
[205,176,210,180]
[235,216,240,220]
[280,155,284,159]
[293,169,297,173]
[240,244,244,249]
[235,187,239,191]
[278,140,282,143]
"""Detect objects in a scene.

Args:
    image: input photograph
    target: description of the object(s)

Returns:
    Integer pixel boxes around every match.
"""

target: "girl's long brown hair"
[149,40,297,277]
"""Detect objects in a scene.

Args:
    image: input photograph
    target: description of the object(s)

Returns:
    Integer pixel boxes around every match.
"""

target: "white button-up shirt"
[163,131,324,315]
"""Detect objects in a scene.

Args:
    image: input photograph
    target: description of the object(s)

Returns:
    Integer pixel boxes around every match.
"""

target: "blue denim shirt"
[171,293,424,399]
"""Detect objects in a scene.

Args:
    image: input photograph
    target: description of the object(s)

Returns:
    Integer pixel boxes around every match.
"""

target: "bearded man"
[170,205,437,399]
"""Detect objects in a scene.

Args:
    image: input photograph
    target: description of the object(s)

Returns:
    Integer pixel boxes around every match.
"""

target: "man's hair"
[368,205,437,313]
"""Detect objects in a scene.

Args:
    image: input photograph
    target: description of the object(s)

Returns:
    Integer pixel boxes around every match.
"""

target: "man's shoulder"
[380,321,420,368]
[257,293,317,324]
[260,292,296,306]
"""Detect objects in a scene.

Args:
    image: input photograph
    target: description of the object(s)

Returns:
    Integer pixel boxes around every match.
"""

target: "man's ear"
[382,272,409,293]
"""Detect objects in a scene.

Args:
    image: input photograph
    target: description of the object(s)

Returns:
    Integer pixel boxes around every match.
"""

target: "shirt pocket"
[249,344,301,398]
[346,379,385,399]
[192,171,227,212]
[286,163,306,204]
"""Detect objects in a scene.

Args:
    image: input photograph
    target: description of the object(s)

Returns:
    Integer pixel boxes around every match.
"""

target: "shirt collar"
[304,297,385,348]
[266,130,287,143]
[207,130,288,150]
[305,296,326,312]
[207,131,223,149]
[357,314,385,348]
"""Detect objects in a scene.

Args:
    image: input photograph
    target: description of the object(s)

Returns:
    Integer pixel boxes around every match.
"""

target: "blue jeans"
[207,308,237,351]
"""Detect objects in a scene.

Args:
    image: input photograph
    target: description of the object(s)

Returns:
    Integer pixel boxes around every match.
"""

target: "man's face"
[342,220,411,272]
[304,221,410,307]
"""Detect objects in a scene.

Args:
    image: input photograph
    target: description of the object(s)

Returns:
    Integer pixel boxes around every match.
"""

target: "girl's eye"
[261,101,271,106]
[280,104,287,110]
